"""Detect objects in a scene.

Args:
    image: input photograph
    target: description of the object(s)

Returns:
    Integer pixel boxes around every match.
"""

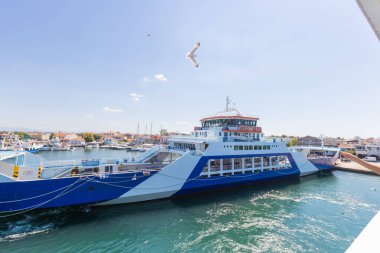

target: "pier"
[336,152,380,176]
[334,161,376,175]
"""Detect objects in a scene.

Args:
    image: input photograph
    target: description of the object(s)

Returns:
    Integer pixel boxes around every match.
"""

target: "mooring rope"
[0,177,89,218]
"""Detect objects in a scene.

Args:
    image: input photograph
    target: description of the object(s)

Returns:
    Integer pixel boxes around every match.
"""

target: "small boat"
[39,145,51,151]
[52,146,76,151]
[85,141,100,149]
[22,143,43,153]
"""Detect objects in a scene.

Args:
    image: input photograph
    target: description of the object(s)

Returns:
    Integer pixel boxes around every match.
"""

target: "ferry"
[0,99,325,213]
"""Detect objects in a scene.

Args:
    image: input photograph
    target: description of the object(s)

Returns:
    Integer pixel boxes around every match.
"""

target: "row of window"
[173,142,196,150]
[200,156,291,177]
[202,119,257,127]
[224,132,262,137]
[202,156,290,171]
[194,132,208,137]
[233,145,277,151]
[200,168,282,178]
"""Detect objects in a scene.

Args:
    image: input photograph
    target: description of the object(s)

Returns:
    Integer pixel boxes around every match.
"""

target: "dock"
[334,161,376,175]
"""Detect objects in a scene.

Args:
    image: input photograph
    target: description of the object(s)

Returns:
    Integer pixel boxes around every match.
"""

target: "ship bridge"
[190,98,264,143]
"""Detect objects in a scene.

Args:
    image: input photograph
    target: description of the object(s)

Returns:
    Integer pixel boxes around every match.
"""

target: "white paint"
[18,165,40,181]
[291,152,319,176]
[0,160,15,179]
[0,173,15,182]
[346,211,380,253]
[98,151,202,205]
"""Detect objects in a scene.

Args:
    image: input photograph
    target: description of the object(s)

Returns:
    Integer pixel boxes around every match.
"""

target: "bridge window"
[254,157,261,167]
[244,158,252,168]
[263,157,270,167]
[223,159,232,170]
[271,156,278,166]
[234,158,242,170]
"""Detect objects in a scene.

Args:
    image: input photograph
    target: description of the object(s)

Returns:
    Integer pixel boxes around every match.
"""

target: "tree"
[49,133,54,140]
[287,137,299,147]
[83,132,95,143]
[160,129,168,136]
[15,132,30,140]
[93,134,102,142]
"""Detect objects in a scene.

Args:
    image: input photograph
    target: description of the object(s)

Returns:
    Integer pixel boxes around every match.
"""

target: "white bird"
[186,42,200,67]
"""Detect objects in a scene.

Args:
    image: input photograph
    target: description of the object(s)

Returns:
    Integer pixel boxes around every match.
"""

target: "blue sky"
[0,0,379,138]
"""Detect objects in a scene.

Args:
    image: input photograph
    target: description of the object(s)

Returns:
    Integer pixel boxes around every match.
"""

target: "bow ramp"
[97,150,203,205]
[291,151,319,176]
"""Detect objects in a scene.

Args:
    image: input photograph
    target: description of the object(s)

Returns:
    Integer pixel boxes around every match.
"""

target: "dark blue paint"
[0,171,156,213]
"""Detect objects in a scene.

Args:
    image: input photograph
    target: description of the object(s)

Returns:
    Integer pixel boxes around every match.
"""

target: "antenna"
[320,134,324,149]
[225,96,231,111]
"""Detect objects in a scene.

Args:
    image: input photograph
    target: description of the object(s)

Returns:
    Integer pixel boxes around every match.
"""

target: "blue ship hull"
[0,168,302,213]
[0,172,154,213]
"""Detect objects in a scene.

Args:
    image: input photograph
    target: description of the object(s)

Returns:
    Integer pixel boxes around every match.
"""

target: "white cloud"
[143,76,149,82]
[154,74,167,82]
[84,114,95,119]
[129,93,143,102]
[102,107,123,113]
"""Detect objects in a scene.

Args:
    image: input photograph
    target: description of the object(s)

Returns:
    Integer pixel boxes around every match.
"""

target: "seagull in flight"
[186,42,200,67]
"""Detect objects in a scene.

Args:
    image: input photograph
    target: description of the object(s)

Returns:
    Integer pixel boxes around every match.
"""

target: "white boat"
[22,142,43,153]
[85,141,100,149]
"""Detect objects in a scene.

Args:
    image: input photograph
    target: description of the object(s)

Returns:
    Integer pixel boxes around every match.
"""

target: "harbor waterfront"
[0,105,336,213]
[0,148,379,252]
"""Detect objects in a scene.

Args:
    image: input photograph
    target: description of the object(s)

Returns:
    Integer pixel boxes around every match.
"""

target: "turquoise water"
[0,149,379,252]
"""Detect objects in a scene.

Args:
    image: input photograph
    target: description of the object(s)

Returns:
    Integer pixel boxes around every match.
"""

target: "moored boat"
[85,141,100,149]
